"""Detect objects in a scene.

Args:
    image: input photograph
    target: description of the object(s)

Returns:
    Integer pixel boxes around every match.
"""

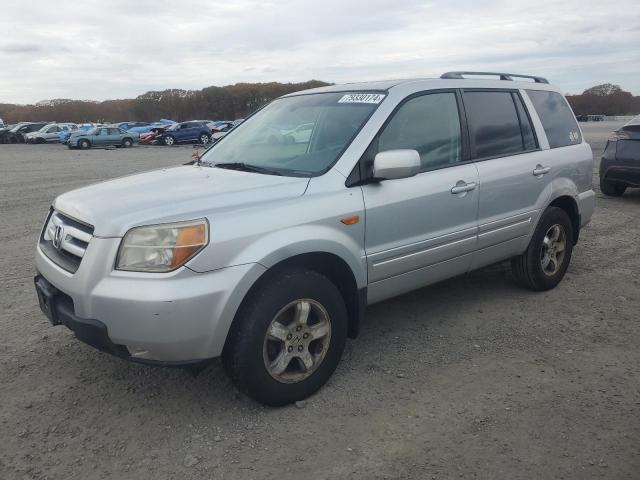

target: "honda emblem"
[53,225,64,250]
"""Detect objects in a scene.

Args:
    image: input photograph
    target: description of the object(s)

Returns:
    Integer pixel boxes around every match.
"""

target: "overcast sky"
[1,0,638,104]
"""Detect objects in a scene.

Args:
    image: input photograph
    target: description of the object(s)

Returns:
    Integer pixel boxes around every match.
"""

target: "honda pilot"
[34,72,595,405]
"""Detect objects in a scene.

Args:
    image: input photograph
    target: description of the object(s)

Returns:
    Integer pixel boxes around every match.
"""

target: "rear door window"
[463,91,524,158]
[526,90,581,148]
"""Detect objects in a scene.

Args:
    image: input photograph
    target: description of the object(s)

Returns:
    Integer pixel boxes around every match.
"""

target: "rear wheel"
[222,268,348,406]
[600,177,626,196]
[79,139,90,149]
[511,207,574,291]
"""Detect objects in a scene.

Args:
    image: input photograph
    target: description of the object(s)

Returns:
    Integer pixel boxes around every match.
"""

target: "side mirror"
[372,149,420,181]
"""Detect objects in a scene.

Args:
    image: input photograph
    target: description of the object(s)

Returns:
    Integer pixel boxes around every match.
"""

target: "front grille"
[40,209,94,273]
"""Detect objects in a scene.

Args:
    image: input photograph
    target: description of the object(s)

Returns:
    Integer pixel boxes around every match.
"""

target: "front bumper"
[35,240,266,363]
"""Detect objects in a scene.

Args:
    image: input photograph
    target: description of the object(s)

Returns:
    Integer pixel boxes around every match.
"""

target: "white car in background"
[25,123,78,143]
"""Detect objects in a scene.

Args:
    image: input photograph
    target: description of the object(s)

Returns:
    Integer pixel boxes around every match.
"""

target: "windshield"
[200,92,384,176]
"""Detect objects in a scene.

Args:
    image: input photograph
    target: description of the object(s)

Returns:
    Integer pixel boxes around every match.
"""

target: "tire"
[199,133,210,145]
[222,267,348,406]
[600,177,626,196]
[163,135,175,146]
[79,139,90,149]
[122,138,133,148]
[511,207,574,291]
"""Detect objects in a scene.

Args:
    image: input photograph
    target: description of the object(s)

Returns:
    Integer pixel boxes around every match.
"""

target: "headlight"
[116,219,209,272]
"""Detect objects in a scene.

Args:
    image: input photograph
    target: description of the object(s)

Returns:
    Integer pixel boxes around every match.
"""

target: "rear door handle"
[533,165,551,176]
[450,181,477,194]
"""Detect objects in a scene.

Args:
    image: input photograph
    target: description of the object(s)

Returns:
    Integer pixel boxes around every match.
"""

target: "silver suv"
[34,72,595,405]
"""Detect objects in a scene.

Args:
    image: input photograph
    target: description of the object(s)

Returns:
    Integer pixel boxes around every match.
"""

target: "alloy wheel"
[540,224,566,276]
[262,299,331,384]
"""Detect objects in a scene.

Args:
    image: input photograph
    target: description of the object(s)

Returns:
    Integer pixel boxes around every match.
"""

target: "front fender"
[244,225,367,288]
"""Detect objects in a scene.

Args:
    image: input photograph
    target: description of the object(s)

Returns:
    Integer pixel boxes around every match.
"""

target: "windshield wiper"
[213,162,282,176]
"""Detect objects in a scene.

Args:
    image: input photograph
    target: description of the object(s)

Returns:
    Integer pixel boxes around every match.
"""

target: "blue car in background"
[128,118,176,134]
[116,121,150,131]
[157,121,212,146]
[59,123,95,144]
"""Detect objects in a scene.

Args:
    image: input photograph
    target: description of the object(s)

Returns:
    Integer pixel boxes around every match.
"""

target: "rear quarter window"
[526,90,581,148]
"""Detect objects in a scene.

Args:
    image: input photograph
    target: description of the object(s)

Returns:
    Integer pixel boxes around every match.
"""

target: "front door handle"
[450,181,477,194]
[533,164,551,176]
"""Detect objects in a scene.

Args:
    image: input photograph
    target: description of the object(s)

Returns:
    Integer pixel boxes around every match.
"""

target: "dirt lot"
[1,123,638,480]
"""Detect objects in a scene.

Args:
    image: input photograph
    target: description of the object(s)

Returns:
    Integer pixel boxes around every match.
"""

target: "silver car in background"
[34,72,595,405]
[25,123,78,143]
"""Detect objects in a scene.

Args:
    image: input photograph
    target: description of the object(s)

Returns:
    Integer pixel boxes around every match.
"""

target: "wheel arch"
[547,195,580,244]
[224,251,364,356]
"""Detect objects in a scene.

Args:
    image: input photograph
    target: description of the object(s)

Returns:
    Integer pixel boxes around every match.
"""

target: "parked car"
[0,117,4,128]
[0,122,48,143]
[599,114,640,196]
[128,119,176,134]
[157,121,211,146]
[139,126,169,145]
[0,123,11,136]
[59,123,94,144]
[34,71,594,406]
[116,121,149,131]
[67,126,138,149]
[25,123,78,143]
[211,121,235,141]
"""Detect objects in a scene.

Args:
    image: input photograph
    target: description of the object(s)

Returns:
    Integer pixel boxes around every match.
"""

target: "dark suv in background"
[158,121,212,146]
[0,122,48,143]
[600,115,640,196]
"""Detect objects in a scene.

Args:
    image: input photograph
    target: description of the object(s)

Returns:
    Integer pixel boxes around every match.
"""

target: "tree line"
[566,84,639,116]
[1,81,638,124]
[0,80,330,124]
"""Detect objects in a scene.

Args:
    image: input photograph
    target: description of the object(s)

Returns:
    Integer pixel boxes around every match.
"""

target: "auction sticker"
[338,93,386,104]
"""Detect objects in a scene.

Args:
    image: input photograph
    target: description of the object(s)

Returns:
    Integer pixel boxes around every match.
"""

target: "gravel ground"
[1,122,638,480]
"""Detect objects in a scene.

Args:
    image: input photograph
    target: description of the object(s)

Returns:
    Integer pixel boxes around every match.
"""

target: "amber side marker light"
[340,215,360,225]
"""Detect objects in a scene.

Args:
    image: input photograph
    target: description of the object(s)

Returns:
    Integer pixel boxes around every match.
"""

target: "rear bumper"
[600,153,640,187]
[601,164,640,187]
[577,189,596,228]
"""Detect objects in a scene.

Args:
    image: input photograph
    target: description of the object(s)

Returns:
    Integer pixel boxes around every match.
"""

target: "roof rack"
[440,71,549,84]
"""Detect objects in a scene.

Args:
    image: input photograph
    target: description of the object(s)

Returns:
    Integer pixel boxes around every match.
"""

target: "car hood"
[53,165,310,237]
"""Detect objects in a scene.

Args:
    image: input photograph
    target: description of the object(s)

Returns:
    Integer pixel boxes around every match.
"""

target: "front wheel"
[511,207,574,291]
[122,138,133,148]
[222,268,348,406]
[78,139,90,149]
[163,135,175,146]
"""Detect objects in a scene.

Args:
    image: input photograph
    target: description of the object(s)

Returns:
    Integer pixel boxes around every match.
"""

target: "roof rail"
[440,71,549,84]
